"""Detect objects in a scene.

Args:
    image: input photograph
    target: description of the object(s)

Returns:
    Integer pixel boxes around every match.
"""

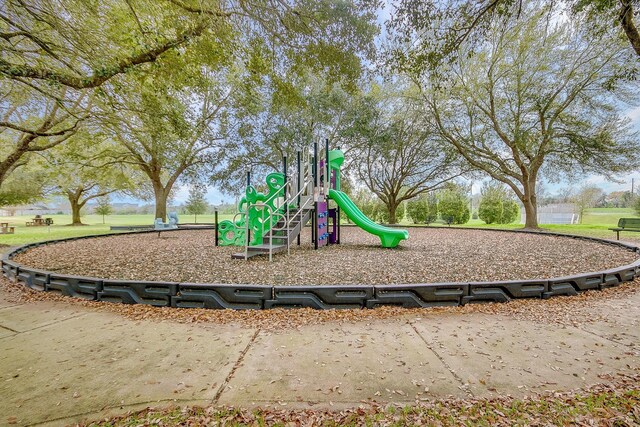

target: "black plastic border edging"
[2,227,639,310]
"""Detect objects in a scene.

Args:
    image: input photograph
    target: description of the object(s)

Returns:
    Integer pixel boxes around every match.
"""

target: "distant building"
[0,204,69,216]
[520,203,579,225]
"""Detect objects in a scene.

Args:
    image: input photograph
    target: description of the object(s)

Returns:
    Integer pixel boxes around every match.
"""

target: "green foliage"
[438,183,470,225]
[390,0,639,77]
[407,193,438,224]
[94,197,113,216]
[347,188,404,224]
[215,76,376,192]
[478,182,520,224]
[94,196,113,224]
[0,169,45,207]
[404,6,639,229]
[184,186,208,222]
[634,195,640,216]
[346,83,462,225]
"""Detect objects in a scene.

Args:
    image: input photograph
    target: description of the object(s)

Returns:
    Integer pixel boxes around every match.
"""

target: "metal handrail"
[281,176,313,255]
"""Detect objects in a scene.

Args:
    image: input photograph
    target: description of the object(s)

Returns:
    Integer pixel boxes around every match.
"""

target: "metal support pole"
[283,154,287,185]
[337,207,340,244]
[246,170,251,245]
[283,154,288,212]
[297,149,302,246]
[325,138,330,192]
[311,206,315,244]
[313,142,319,191]
[314,201,318,250]
[214,210,219,247]
[297,149,301,206]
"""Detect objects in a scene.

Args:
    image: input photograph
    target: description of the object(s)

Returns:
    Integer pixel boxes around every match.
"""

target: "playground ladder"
[232,171,314,261]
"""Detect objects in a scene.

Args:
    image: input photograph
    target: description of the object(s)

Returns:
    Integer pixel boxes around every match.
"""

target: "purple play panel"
[316,201,328,248]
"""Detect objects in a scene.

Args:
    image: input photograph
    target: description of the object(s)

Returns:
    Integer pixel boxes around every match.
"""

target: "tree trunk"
[387,203,398,224]
[68,194,84,225]
[153,182,168,221]
[620,1,640,57]
[522,180,539,229]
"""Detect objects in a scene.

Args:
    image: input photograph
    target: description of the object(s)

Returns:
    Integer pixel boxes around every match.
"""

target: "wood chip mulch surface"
[13,227,639,285]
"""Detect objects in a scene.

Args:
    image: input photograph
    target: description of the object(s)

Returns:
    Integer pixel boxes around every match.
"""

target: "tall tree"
[1,0,379,90]
[573,184,605,224]
[213,73,379,192]
[0,0,210,185]
[412,7,639,228]
[1,0,379,190]
[184,185,208,223]
[94,196,113,225]
[101,65,233,221]
[351,87,463,224]
[45,133,133,225]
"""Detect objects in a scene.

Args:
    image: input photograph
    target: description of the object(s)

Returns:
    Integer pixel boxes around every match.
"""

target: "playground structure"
[217,140,409,260]
[154,212,179,231]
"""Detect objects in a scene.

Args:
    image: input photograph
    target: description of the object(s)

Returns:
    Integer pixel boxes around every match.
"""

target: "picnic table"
[1,222,15,234]
[25,217,53,226]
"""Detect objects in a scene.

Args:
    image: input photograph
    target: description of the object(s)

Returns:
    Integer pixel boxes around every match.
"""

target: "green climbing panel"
[218,172,287,246]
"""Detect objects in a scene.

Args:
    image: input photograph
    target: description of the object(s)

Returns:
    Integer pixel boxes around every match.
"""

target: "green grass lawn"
[398,207,640,239]
[0,213,234,246]
[1,207,638,247]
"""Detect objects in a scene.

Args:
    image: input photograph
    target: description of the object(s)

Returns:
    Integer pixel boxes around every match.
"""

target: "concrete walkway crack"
[409,322,474,398]
[0,323,18,333]
[578,325,639,349]
[0,313,87,340]
[0,303,24,311]
[213,328,260,404]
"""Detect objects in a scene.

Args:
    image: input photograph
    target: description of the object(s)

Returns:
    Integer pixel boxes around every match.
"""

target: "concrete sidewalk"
[0,291,638,426]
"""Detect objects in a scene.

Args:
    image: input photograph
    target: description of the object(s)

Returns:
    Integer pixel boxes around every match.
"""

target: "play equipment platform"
[218,141,408,260]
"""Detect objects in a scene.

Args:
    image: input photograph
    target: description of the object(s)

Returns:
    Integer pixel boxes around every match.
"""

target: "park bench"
[609,218,640,240]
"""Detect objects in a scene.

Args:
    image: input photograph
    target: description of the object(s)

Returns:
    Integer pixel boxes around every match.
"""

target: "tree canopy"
[407,6,639,228]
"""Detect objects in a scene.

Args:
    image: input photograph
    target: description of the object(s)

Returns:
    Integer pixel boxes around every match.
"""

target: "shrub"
[407,193,438,224]
[478,182,519,224]
[634,195,640,216]
[438,183,470,225]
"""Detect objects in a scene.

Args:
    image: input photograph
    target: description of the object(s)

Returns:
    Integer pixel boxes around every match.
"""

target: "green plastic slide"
[328,189,409,248]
